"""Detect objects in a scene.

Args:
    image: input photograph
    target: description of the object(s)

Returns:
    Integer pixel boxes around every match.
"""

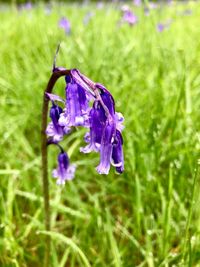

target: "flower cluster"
[46,68,124,184]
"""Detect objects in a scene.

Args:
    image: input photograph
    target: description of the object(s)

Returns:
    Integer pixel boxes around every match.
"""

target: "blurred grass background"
[0,1,200,266]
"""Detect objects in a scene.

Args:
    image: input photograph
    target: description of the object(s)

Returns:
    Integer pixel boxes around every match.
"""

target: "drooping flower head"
[80,82,124,174]
[46,66,124,183]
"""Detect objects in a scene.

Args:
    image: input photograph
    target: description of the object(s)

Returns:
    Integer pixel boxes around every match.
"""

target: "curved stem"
[41,68,70,267]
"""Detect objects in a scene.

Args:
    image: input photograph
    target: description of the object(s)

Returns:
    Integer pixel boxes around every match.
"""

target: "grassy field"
[0,1,200,266]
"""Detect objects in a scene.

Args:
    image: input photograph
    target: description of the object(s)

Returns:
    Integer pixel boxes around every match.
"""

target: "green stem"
[41,69,70,267]
[182,162,199,264]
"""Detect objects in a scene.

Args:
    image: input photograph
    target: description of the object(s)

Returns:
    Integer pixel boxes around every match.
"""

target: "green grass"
[0,1,200,266]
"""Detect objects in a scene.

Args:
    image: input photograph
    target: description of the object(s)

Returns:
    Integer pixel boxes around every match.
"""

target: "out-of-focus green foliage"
[0,1,200,266]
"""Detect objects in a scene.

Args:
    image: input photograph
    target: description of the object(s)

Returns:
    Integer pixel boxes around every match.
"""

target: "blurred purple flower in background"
[157,20,172,32]
[157,23,165,32]
[123,10,138,26]
[23,2,32,10]
[59,17,71,35]
[149,2,158,9]
[121,4,130,13]
[133,0,141,7]
[96,2,104,9]
[18,1,33,12]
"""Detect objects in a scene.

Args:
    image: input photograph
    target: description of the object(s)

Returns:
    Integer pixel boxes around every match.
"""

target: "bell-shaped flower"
[95,83,115,117]
[81,83,124,174]
[111,130,124,174]
[80,101,106,153]
[96,120,115,175]
[53,151,76,185]
[46,102,67,142]
[59,74,90,128]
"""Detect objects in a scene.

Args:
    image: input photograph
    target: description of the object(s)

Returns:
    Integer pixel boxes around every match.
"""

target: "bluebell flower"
[96,120,116,175]
[157,20,172,32]
[46,68,124,179]
[59,17,71,35]
[81,83,124,174]
[53,151,76,185]
[157,23,165,32]
[149,2,158,9]
[59,74,90,128]
[22,2,32,10]
[123,10,138,26]
[111,130,124,173]
[46,102,70,143]
[80,101,105,153]
[133,0,141,7]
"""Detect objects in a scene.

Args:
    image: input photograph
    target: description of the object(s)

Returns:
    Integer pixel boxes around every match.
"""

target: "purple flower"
[96,120,115,175]
[111,130,124,173]
[81,84,124,175]
[123,10,138,26]
[46,102,70,143]
[59,17,71,35]
[46,67,124,179]
[80,101,105,153]
[157,20,172,32]
[157,23,165,32]
[149,2,158,9]
[96,2,104,9]
[121,5,130,13]
[53,151,76,185]
[133,0,141,7]
[23,2,32,10]
[59,74,90,128]
[70,69,96,97]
